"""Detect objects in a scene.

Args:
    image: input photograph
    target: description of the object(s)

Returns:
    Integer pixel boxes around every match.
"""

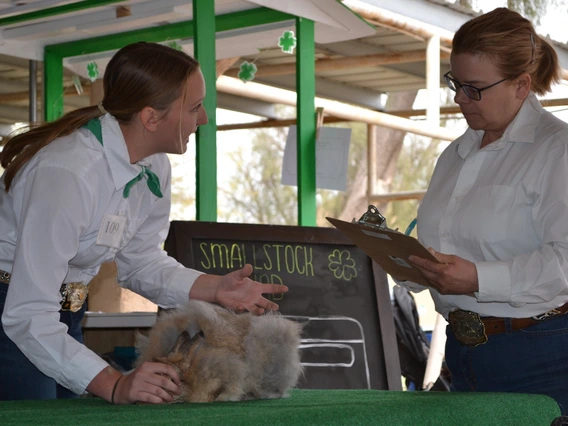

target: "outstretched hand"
[214,264,288,315]
[408,248,479,295]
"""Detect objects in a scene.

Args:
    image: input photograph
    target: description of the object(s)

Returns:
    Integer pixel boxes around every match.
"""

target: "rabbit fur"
[135,300,303,403]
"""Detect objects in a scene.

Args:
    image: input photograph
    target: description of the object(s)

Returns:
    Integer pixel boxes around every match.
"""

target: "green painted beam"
[193,0,217,222]
[0,0,125,27]
[43,50,63,122]
[45,21,195,58]
[295,17,317,227]
[45,8,293,58]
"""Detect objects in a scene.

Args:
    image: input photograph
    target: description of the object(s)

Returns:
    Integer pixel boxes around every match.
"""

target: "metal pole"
[29,59,37,123]
[426,35,440,126]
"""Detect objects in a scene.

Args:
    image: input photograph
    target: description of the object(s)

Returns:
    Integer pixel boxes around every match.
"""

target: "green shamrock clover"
[87,61,99,82]
[166,41,183,51]
[278,30,297,54]
[328,249,358,281]
[238,61,257,82]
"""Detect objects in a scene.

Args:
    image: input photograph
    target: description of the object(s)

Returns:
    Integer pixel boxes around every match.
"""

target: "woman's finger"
[261,284,288,295]
[145,362,181,388]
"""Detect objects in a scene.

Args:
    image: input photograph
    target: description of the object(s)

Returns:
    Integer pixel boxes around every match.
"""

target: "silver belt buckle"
[449,310,488,347]
[0,270,11,284]
[59,282,89,312]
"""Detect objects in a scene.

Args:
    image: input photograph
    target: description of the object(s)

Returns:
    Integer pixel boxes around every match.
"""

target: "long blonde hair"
[0,42,200,191]
[452,7,561,95]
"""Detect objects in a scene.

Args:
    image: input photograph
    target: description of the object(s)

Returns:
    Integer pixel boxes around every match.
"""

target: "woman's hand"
[215,264,288,314]
[408,248,479,295]
[87,363,181,404]
[190,264,288,315]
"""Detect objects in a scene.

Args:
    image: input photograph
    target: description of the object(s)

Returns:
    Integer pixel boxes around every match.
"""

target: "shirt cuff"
[475,260,512,303]
[57,345,109,395]
[163,267,204,309]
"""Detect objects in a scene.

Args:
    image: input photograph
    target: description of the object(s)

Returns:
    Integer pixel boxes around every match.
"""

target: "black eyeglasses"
[444,71,516,101]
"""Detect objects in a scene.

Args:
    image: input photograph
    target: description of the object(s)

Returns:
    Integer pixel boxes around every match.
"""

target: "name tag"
[96,214,127,248]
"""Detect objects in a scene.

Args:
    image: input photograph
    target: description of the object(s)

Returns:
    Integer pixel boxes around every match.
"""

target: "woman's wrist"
[189,274,220,303]
[86,366,123,403]
[111,375,124,404]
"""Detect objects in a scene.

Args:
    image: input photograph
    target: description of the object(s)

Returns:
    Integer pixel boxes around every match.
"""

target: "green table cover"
[0,389,560,426]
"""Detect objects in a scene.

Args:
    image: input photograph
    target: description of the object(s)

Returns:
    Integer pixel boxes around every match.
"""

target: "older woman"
[406,8,568,413]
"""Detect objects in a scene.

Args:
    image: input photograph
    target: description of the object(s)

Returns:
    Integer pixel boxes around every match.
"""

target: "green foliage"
[506,0,559,23]
[384,135,445,236]
[316,121,367,224]
[459,0,560,24]
[217,117,369,225]
[219,126,298,225]
[168,154,196,220]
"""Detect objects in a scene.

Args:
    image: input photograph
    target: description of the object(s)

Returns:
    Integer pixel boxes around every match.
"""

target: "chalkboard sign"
[164,221,401,391]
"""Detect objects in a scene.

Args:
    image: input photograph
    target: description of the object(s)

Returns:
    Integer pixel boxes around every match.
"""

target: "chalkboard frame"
[164,221,402,391]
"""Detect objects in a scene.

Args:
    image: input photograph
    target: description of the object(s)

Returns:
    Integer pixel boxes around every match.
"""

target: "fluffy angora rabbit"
[135,300,303,403]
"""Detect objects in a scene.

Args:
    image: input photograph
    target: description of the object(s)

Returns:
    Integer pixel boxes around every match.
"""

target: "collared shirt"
[414,92,568,319]
[0,114,202,394]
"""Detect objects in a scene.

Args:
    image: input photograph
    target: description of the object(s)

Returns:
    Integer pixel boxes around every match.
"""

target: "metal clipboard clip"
[354,205,387,229]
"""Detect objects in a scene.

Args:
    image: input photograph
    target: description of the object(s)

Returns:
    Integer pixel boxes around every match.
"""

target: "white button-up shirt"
[414,93,568,319]
[0,114,202,394]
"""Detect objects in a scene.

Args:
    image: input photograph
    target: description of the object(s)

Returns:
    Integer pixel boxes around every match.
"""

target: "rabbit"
[134,300,303,403]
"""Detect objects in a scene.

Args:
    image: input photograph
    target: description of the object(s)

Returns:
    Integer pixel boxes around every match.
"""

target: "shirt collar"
[456,92,543,159]
[99,114,156,192]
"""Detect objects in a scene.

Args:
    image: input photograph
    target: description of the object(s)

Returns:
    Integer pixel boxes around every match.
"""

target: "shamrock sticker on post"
[87,61,99,82]
[166,41,183,51]
[279,30,297,54]
[238,61,257,83]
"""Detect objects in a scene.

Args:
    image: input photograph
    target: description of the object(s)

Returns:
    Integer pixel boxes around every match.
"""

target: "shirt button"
[454,195,460,201]
[441,232,447,238]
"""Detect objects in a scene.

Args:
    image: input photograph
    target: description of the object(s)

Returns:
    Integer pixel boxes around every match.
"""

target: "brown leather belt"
[0,269,88,312]
[449,302,568,347]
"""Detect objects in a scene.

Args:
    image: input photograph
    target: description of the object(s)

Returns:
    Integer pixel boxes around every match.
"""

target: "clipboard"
[327,210,439,286]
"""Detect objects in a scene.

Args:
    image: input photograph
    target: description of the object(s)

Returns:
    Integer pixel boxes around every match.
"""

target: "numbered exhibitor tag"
[96,214,127,248]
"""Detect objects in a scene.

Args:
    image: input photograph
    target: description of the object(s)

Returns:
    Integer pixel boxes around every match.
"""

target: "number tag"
[96,214,127,248]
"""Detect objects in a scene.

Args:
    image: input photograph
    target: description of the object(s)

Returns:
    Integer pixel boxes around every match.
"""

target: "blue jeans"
[446,312,568,415]
[0,283,86,400]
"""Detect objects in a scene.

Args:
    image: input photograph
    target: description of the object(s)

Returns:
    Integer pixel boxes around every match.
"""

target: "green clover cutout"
[328,249,358,281]
[279,30,297,54]
[166,41,183,51]
[87,61,99,82]
[238,61,257,82]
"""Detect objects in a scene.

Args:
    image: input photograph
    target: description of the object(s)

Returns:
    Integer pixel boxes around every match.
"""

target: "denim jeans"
[446,311,568,415]
[0,283,86,400]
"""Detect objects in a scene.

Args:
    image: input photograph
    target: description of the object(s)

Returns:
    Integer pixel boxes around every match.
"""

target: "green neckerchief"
[82,118,163,199]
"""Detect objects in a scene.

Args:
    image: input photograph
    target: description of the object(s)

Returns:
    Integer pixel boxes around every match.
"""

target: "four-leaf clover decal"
[87,61,99,82]
[278,30,297,54]
[328,249,358,281]
[238,61,257,82]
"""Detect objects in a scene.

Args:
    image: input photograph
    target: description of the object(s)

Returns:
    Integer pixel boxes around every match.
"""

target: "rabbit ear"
[170,330,204,355]
[170,331,193,354]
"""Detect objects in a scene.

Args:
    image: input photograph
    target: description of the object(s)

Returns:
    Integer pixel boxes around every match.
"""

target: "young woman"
[0,42,287,404]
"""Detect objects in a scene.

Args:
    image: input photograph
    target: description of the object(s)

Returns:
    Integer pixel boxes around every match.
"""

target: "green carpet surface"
[0,389,561,426]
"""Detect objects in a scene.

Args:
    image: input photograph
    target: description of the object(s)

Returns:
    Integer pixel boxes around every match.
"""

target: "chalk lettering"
[305,246,314,277]
[272,244,284,271]
[230,244,245,269]
[285,245,295,274]
[262,244,273,271]
[199,242,212,270]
